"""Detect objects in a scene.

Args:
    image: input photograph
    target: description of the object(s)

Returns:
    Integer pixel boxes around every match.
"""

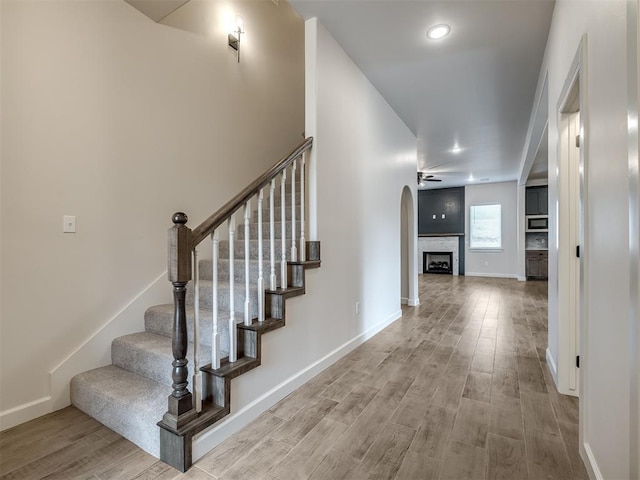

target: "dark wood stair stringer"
[158,244,321,471]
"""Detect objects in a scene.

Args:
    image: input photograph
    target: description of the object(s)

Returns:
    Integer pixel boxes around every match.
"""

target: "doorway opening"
[557,36,588,401]
[401,186,419,307]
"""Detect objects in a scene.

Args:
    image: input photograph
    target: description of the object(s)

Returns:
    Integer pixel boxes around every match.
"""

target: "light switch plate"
[63,215,76,233]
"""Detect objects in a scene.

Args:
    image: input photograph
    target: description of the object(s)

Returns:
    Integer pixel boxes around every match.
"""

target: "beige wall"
[0,0,304,421]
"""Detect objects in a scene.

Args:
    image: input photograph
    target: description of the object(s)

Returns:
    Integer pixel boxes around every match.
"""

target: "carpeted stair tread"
[200,258,282,283]
[71,365,170,457]
[187,280,260,316]
[236,221,299,240]
[112,332,212,387]
[217,239,292,260]
[144,304,234,352]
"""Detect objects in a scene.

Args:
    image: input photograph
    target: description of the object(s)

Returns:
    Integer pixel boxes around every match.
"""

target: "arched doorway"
[401,186,419,306]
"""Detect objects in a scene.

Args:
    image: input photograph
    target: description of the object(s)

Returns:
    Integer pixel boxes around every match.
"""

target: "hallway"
[194,274,584,480]
[0,275,586,479]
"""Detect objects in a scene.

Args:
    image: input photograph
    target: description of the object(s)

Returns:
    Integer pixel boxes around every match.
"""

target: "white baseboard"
[193,309,402,461]
[546,348,559,385]
[1,274,170,431]
[465,272,518,279]
[401,297,408,305]
[582,442,604,480]
[517,276,527,282]
[0,396,52,431]
[408,298,420,307]
[49,272,170,411]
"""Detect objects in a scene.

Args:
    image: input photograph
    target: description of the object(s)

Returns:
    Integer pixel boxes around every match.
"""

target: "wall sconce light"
[228,16,244,63]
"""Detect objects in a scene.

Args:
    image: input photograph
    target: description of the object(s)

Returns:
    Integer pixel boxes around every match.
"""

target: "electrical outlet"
[355,302,360,314]
[63,215,76,233]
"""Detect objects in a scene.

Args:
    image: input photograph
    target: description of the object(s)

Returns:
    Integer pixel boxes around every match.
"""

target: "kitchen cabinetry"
[526,186,548,215]
[526,250,548,279]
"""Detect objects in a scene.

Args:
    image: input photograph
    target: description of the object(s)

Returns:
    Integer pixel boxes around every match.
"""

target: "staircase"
[70,139,318,471]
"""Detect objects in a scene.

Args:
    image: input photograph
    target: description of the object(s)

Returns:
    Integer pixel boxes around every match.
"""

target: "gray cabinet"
[526,186,548,215]
[526,250,548,279]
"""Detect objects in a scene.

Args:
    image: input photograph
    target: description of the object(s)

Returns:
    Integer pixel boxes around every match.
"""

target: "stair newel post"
[192,248,202,413]
[258,189,265,323]
[269,179,277,290]
[243,202,251,326]
[300,152,306,262]
[281,169,288,289]
[211,230,221,370]
[291,159,298,262]
[228,215,237,362]
[160,212,197,472]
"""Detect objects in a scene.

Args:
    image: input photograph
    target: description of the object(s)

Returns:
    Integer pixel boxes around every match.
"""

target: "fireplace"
[423,251,453,275]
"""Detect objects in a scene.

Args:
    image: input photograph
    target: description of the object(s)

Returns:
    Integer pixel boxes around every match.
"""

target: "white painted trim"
[517,276,527,282]
[546,347,559,385]
[582,442,604,480]
[0,396,52,431]
[49,272,170,411]
[401,297,408,305]
[193,309,402,460]
[464,272,518,279]
[407,298,420,307]
[1,272,171,430]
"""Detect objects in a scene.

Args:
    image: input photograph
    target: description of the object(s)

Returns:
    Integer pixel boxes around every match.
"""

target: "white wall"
[193,16,417,457]
[464,182,518,278]
[539,0,632,477]
[0,0,304,427]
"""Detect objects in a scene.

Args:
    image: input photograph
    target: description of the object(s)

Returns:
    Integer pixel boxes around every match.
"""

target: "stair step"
[238,317,285,334]
[112,332,212,388]
[71,365,170,458]
[200,258,283,284]
[202,355,260,380]
[236,221,300,240]
[187,280,261,316]
[254,205,297,221]
[217,239,292,260]
[144,304,232,353]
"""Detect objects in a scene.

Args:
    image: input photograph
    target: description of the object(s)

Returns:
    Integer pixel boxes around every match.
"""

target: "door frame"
[627,0,640,476]
[556,33,590,470]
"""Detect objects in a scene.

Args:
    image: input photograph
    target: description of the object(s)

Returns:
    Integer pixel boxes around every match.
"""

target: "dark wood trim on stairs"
[158,239,321,472]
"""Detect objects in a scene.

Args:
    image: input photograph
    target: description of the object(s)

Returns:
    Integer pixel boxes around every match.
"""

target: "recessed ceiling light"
[450,145,463,154]
[427,24,450,40]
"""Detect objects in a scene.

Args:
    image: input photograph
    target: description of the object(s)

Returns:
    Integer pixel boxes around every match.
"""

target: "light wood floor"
[0,274,586,480]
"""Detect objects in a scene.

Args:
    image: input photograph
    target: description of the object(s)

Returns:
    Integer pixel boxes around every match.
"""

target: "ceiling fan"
[417,172,442,184]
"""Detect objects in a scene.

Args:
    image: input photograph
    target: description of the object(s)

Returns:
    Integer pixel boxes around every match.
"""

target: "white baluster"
[269,180,277,290]
[244,202,251,326]
[258,189,265,323]
[291,159,297,262]
[281,169,288,289]
[228,216,237,362]
[300,152,306,262]
[211,230,220,370]
[193,248,202,412]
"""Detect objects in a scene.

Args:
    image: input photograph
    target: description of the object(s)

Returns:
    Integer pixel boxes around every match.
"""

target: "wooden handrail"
[160,136,313,471]
[190,137,313,248]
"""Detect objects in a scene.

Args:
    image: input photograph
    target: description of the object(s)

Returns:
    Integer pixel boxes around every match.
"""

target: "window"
[469,204,502,249]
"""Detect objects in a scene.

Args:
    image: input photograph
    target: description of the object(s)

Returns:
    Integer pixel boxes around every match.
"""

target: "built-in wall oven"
[526,215,549,232]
